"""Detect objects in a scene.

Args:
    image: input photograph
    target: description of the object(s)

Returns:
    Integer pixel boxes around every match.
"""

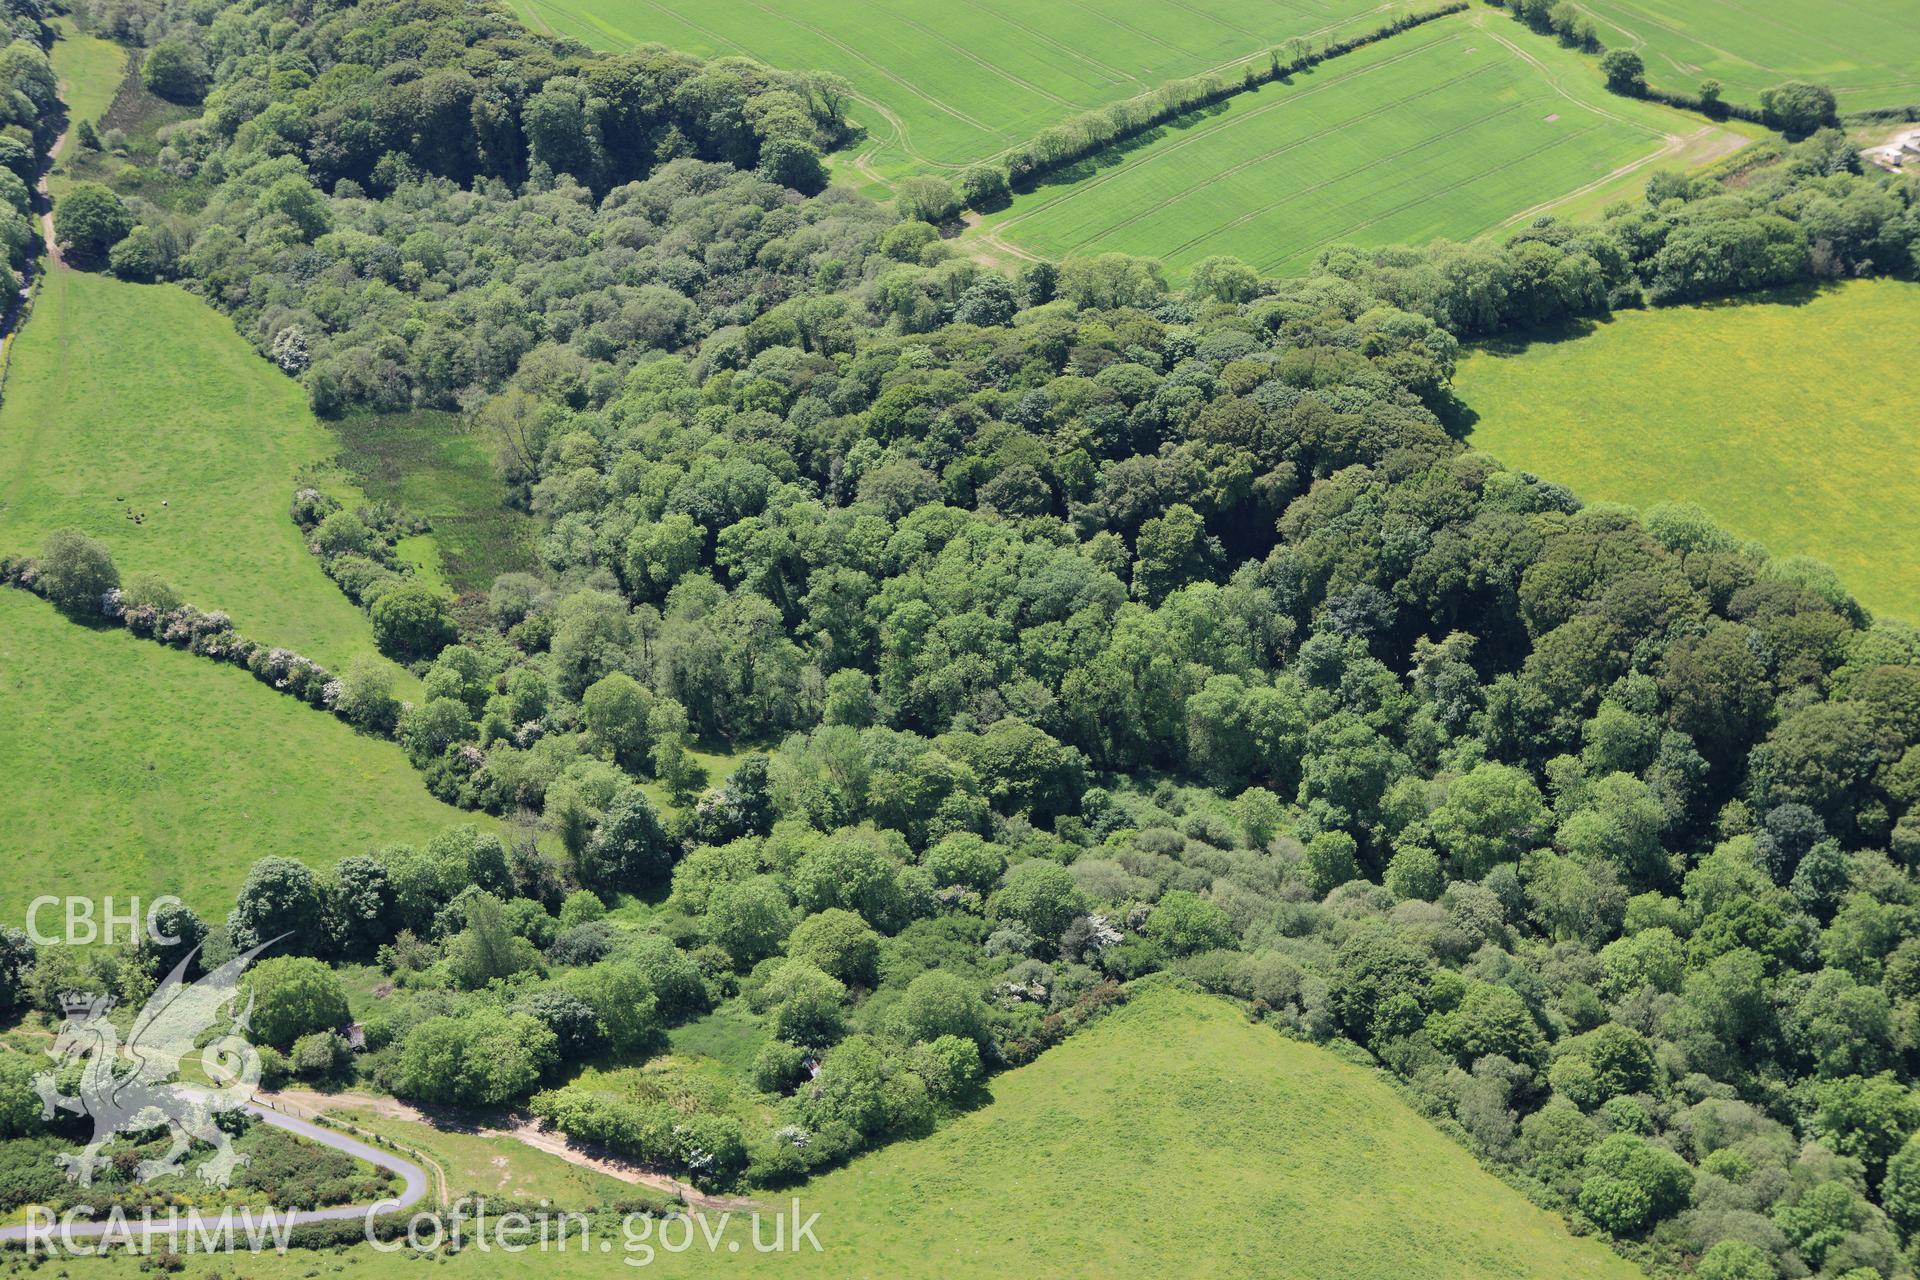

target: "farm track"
[0,78,68,371]
[1497,123,1741,226]
[35,120,64,267]
[1478,21,1666,138]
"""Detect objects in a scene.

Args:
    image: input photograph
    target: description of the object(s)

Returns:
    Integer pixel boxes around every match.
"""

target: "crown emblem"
[60,991,114,1020]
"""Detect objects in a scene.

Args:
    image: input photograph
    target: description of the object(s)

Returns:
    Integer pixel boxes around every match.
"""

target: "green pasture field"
[1453,278,1920,622]
[0,270,395,675]
[981,10,1741,277]
[330,411,539,598]
[0,591,492,923]
[48,16,128,129]
[504,0,1401,182]
[70,987,1642,1279]
[1577,0,1920,112]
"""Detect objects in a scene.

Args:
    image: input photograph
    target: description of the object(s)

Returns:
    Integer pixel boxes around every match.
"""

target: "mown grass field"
[504,0,1400,181]
[1577,0,1920,111]
[983,10,1735,277]
[0,591,489,922]
[48,17,128,128]
[0,271,390,674]
[1454,278,1920,622]
[93,987,1641,1279]
[331,411,538,598]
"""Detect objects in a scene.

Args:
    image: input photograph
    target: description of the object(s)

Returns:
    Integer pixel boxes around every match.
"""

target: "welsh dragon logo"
[33,940,278,1188]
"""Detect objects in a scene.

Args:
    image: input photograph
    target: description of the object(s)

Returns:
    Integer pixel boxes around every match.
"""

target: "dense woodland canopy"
[73,0,852,192]
[7,0,1920,1276]
[51,0,1920,422]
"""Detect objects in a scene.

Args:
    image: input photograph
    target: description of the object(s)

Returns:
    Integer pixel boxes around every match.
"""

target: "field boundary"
[0,273,36,409]
[1453,278,1920,622]
[1572,0,1920,115]
[1479,0,1786,126]
[0,568,391,748]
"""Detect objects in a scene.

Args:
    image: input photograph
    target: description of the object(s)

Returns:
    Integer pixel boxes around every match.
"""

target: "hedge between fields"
[0,552,394,736]
[1847,104,1920,125]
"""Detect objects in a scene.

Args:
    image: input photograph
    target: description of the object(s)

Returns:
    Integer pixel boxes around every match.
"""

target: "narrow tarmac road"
[0,1099,429,1242]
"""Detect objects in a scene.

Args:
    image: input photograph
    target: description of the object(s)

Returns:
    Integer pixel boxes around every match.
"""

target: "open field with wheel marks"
[0,591,496,922]
[41,988,1646,1280]
[1454,278,1920,622]
[506,0,1406,179]
[1575,0,1920,112]
[979,10,1743,277]
[0,270,397,676]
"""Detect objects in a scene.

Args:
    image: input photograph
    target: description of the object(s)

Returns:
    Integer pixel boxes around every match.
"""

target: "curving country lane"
[0,1098,429,1243]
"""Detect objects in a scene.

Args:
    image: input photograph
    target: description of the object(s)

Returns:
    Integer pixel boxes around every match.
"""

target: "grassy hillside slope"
[0,591,485,921]
[127,987,1639,1279]
[744,986,1639,1279]
[48,17,127,128]
[983,11,1740,276]
[1454,278,1920,623]
[0,271,388,673]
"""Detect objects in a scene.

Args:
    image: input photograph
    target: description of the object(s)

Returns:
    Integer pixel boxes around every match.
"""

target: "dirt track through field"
[34,90,68,268]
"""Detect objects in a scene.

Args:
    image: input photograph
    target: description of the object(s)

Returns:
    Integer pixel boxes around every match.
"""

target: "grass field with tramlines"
[980,10,1738,277]
[1577,0,1920,111]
